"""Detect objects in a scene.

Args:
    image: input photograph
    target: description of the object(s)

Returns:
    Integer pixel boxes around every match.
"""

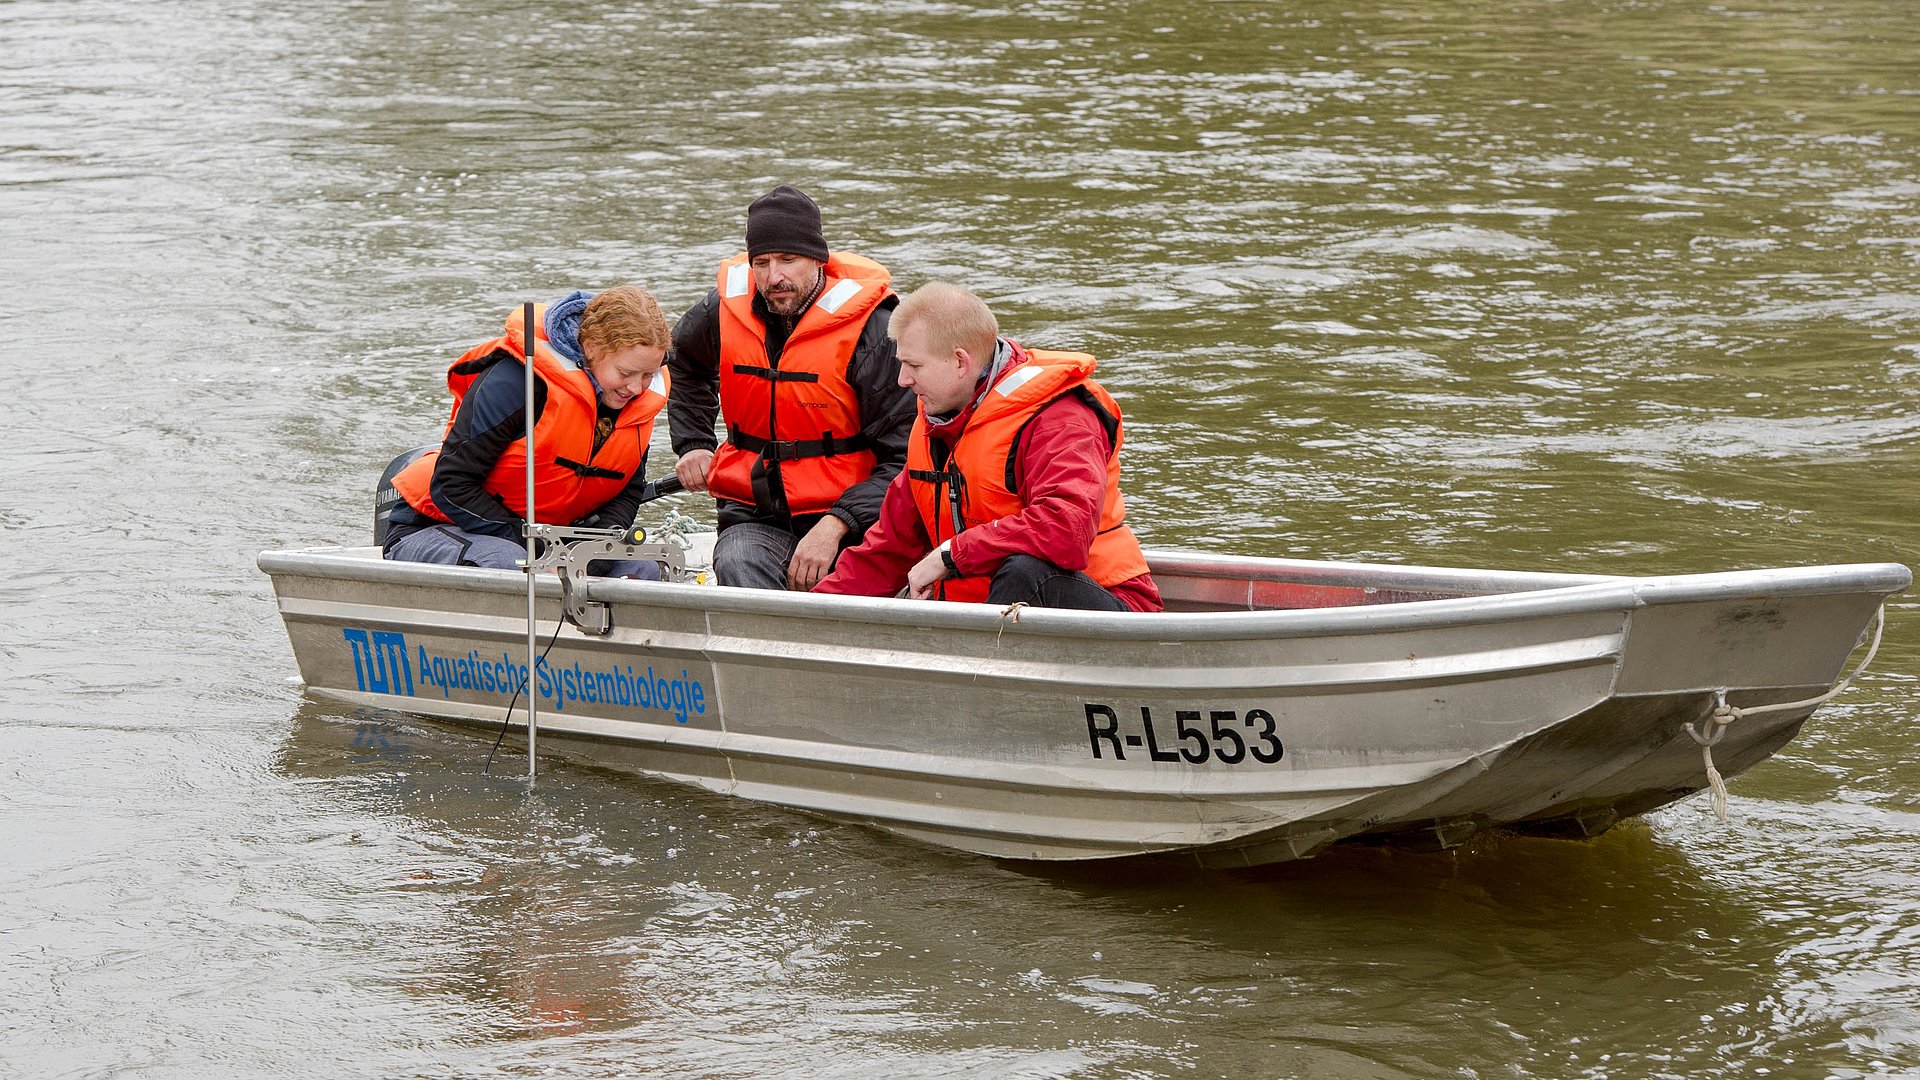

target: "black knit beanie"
[745,184,830,262]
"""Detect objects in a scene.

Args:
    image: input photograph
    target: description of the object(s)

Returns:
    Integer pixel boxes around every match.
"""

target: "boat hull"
[259,547,1906,865]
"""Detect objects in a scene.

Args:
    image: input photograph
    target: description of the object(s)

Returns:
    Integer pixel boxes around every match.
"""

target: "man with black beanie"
[666,185,913,591]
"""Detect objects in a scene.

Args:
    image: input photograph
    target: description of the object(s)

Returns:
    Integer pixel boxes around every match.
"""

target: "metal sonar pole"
[522,301,539,783]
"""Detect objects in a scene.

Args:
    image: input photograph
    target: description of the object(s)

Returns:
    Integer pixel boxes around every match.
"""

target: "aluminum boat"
[258,537,1906,866]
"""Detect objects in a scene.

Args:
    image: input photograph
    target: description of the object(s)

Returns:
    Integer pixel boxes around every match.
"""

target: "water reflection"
[277,698,1915,1077]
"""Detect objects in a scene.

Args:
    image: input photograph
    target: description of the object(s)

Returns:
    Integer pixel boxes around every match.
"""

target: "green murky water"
[5,1,1917,1075]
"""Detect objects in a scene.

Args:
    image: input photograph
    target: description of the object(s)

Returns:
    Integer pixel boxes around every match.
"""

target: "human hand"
[787,515,851,591]
[906,546,949,600]
[675,449,714,494]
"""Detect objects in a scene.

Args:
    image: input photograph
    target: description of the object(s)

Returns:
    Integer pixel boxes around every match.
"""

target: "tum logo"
[343,629,412,695]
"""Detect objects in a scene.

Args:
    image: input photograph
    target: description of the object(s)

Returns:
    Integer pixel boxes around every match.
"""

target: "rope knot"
[1681,603,1886,827]
[990,600,1031,653]
[1687,691,1738,749]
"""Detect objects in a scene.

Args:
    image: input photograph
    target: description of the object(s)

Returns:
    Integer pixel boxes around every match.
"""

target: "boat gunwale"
[257,547,1910,643]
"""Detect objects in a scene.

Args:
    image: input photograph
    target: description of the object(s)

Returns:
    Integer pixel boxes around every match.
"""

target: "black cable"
[481,469,683,776]
[484,617,565,775]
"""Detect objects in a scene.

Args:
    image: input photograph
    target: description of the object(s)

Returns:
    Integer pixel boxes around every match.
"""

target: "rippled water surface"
[4,1,1918,1076]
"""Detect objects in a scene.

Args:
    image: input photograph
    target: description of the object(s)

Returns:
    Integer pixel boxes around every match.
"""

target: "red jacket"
[816,344,1163,611]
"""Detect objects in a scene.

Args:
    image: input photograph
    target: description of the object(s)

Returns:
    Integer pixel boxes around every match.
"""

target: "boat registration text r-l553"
[1083,704,1285,765]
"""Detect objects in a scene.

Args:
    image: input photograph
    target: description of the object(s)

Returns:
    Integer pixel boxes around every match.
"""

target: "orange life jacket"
[905,348,1150,604]
[707,251,893,517]
[391,304,669,527]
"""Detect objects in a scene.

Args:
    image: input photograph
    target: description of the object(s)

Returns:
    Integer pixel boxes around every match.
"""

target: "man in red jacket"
[815,282,1162,611]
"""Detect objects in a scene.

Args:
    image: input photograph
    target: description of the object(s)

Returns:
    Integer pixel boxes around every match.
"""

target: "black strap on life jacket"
[907,461,968,541]
[727,426,872,462]
[909,438,969,601]
[908,461,968,602]
[731,363,820,383]
[553,456,626,480]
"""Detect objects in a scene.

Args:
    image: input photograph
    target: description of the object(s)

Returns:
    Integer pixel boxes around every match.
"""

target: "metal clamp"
[522,523,691,635]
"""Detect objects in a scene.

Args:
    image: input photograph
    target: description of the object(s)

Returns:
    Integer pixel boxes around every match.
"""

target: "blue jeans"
[712,522,801,589]
[387,524,661,579]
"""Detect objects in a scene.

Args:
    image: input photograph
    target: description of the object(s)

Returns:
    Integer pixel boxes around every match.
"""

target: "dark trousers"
[984,554,1127,612]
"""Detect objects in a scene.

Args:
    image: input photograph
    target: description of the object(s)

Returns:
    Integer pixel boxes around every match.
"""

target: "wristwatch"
[937,539,958,575]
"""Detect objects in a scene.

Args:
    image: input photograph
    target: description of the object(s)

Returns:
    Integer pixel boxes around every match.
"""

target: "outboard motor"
[373,445,436,546]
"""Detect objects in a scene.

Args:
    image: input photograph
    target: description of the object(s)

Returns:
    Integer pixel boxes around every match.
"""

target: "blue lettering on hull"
[341,628,707,724]
[343,628,412,696]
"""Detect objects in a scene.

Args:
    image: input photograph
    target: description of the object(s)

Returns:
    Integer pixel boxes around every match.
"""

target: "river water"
[5,1,1918,1076]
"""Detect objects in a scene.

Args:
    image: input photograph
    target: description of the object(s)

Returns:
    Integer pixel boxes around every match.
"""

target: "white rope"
[656,507,705,548]
[653,509,713,583]
[1686,603,1887,822]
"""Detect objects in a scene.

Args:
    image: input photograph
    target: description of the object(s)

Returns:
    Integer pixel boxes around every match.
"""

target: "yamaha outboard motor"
[373,445,436,546]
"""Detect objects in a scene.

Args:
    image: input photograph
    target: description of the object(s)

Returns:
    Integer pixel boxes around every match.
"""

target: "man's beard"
[762,272,819,317]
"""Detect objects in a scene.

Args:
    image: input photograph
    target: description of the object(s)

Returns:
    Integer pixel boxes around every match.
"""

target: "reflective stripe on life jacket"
[708,251,892,517]
[905,346,1150,604]
[390,303,669,527]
